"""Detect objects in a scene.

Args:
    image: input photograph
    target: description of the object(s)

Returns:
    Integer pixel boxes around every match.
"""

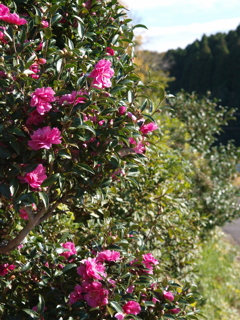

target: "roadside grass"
[197,227,240,320]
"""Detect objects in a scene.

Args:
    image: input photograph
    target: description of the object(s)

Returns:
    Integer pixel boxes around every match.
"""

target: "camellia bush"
[0,0,202,319]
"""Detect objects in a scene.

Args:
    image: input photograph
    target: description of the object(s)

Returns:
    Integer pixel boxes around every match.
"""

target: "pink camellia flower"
[18,164,47,188]
[122,301,141,315]
[0,12,28,25]
[126,285,135,293]
[0,265,9,276]
[29,63,41,79]
[139,122,158,135]
[19,208,29,220]
[127,112,137,122]
[0,4,10,17]
[69,285,83,304]
[0,26,7,43]
[115,313,125,320]
[152,297,160,304]
[30,87,56,115]
[170,308,181,314]
[26,110,45,127]
[28,127,62,150]
[59,90,88,106]
[97,250,120,262]
[35,41,43,51]
[142,253,159,265]
[77,257,106,280]
[118,106,127,115]
[41,20,49,28]
[129,138,146,154]
[82,281,109,308]
[163,290,174,302]
[142,253,159,274]
[60,242,77,260]
[106,47,115,56]
[19,203,37,220]
[88,59,114,89]
[0,263,16,276]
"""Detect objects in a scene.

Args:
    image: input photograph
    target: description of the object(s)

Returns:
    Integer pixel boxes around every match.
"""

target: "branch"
[0,207,46,254]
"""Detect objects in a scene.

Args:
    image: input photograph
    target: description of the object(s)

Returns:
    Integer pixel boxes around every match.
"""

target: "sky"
[123,0,240,53]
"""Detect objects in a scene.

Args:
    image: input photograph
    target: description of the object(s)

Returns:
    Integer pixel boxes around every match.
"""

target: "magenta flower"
[163,290,174,302]
[0,263,16,276]
[142,253,159,273]
[170,308,181,314]
[29,63,40,79]
[82,281,109,308]
[127,112,137,122]
[59,90,88,106]
[41,20,49,28]
[115,313,124,320]
[0,26,7,44]
[18,164,47,188]
[0,13,27,25]
[126,285,135,293]
[30,87,56,115]
[60,242,77,260]
[142,253,159,265]
[0,4,10,17]
[129,138,146,154]
[118,106,127,115]
[122,301,141,315]
[140,122,158,135]
[77,257,106,280]
[97,250,120,262]
[26,110,45,127]
[106,47,115,56]
[69,285,83,304]
[19,208,29,220]
[88,59,114,89]
[28,127,62,150]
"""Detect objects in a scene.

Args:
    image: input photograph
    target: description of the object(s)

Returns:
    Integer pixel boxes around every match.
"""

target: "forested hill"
[161,24,240,144]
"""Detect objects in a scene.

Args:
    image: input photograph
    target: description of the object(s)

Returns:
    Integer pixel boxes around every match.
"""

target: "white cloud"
[137,17,240,52]
[124,0,239,10]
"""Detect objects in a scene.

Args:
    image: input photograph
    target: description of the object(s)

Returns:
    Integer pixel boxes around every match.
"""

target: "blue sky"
[123,0,240,52]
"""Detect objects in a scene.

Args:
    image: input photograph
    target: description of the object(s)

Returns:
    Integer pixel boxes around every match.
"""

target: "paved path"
[223,218,240,244]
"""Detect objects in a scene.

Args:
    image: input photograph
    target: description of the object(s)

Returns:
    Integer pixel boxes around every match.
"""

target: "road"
[223,218,240,244]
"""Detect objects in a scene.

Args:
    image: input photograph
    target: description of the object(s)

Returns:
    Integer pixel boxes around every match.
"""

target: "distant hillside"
[161,24,240,145]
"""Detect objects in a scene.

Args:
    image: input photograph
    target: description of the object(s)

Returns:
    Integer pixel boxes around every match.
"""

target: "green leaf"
[128,90,133,103]
[38,192,49,209]
[44,28,52,39]
[41,174,60,187]
[77,22,85,39]
[133,24,148,30]
[110,86,126,94]
[159,87,165,102]
[37,295,45,314]
[77,163,95,175]
[56,58,63,73]
[21,262,32,272]
[140,99,148,111]
[23,309,38,318]
[51,13,63,26]
[110,301,123,314]
[49,4,60,15]
[10,178,19,197]
[77,125,96,135]
[111,34,119,45]
[163,315,175,319]
[0,184,11,199]
[62,263,77,273]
